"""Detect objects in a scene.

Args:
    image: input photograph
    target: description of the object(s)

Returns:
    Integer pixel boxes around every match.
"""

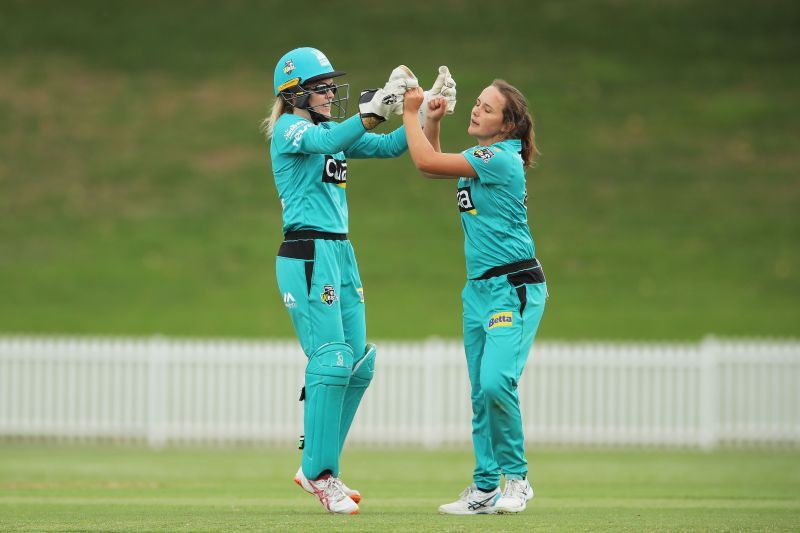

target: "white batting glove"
[439,66,457,113]
[358,65,419,128]
[382,65,419,115]
[419,66,458,125]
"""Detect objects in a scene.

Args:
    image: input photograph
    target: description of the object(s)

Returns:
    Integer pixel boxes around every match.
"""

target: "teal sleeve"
[344,126,408,159]
[461,146,512,186]
[275,114,367,155]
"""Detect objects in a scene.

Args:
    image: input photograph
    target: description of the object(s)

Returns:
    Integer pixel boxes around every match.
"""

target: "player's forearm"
[423,119,441,152]
[299,114,367,154]
[403,110,438,173]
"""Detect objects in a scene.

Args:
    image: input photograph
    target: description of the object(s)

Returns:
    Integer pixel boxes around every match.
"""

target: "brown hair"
[491,79,540,168]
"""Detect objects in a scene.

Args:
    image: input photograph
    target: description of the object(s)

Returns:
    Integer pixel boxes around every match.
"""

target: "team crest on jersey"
[321,284,337,306]
[488,311,513,330]
[457,186,477,215]
[283,59,296,75]
[321,155,347,188]
[473,147,495,163]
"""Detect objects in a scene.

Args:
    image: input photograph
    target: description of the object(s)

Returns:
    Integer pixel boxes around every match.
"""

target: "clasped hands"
[358,65,457,129]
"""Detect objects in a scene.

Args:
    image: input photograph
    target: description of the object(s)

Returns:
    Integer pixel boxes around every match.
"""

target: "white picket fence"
[0,336,798,449]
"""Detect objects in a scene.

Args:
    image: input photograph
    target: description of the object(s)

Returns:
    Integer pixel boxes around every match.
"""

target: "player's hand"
[418,66,457,125]
[359,65,419,129]
[438,66,457,114]
[425,96,447,123]
[403,87,425,114]
[383,65,419,115]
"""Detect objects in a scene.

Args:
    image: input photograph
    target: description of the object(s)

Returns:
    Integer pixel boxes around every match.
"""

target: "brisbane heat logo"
[472,147,495,163]
[457,186,477,215]
[321,155,347,188]
[321,284,337,306]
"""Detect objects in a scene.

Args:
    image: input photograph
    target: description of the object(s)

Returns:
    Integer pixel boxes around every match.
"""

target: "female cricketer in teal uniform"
[402,80,546,515]
[265,47,447,515]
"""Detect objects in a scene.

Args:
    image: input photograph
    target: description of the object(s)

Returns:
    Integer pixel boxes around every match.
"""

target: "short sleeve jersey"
[458,138,535,279]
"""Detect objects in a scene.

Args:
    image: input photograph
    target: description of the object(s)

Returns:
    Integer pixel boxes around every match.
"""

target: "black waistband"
[473,258,541,280]
[284,230,348,241]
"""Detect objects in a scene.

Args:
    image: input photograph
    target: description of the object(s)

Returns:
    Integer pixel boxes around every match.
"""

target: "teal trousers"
[276,236,370,479]
[462,265,546,489]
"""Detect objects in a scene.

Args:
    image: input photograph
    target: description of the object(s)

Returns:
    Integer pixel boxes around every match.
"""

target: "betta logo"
[457,187,477,215]
[488,311,513,330]
[321,284,337,306]
[283,59,296,75]
[473,147,495,163]
[321,155,347,188]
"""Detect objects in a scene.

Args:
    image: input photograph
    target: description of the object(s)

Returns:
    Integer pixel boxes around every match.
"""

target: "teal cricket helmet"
[273,47,349,122]
[273,47,346,95]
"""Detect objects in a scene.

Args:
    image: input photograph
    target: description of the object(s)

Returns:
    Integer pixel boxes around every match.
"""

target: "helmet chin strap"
[283,92,331,124]
[307,107,332,124]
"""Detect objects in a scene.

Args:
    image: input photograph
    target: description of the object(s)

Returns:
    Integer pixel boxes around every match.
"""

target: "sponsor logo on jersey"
[283,292,297,309]
[283,121,312,147]
[283,59,296,75]
[357,287,364,303]
[488,311,513,330]
[457,186,477,215]
[321,155,347,188]
[472,147,495,163]
[321,284,337,306]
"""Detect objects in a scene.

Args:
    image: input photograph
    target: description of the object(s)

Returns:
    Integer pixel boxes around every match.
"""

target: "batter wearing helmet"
[264,47,449,514]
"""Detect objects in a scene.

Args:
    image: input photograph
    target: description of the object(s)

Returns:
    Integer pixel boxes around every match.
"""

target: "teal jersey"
[458,138,535,279]
[270,113,408,234]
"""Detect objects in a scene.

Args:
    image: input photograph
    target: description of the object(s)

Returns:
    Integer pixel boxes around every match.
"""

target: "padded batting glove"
[359,65,419,129]
[419,66,457,125]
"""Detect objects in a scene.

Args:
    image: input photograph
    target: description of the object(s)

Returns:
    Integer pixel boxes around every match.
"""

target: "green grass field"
[0,445,798,531]
[0,0,798,340]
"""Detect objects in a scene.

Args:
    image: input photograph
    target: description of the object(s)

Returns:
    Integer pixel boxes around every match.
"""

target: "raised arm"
[345,126,408,159]
[285,114,369,155]
[402,87,477,179]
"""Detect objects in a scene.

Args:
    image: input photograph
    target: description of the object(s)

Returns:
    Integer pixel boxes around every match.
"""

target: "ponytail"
[261,96,292,139]
[492,79,540,168]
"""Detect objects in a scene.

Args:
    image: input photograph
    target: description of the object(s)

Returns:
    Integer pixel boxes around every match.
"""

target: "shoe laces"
[316,477,350,504]
[458,484,477,501]
[502,479,527,500]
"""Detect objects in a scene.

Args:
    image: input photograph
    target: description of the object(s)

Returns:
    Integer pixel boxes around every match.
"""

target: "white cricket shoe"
[338,477,362,504]
[495,478,534,513]
[294,467,361,504]
[293,467,359,515]
[438,483,501,515]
